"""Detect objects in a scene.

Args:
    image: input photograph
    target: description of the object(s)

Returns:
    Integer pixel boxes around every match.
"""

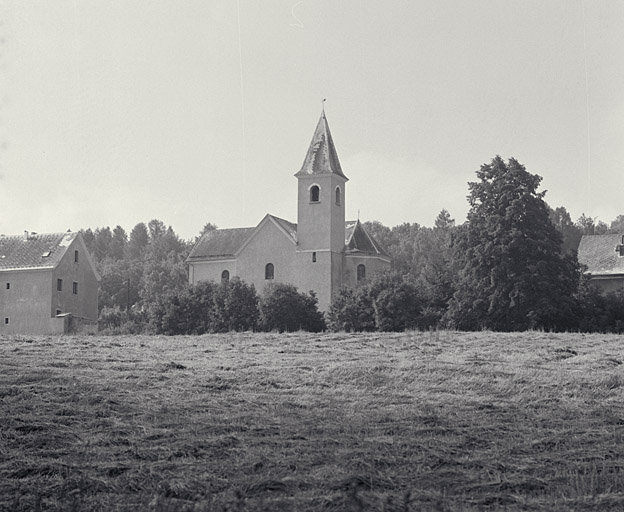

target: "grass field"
[1,331,623,511]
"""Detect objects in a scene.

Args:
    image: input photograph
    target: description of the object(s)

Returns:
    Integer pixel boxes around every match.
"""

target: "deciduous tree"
[446,156,579,331]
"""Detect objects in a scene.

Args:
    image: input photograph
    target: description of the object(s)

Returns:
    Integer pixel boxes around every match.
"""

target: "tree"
[549,206,582,254]
[327,270,424,332]
[367,271,422,332]
[128,222,149,259]
[577,214,608,235]
[434,209,455,230]
[609,215,624,234]
[446,156,579,331]
[258,283,325,332]
[209,278,259,332]
[110,225,128,260]
[140,251,188,311]
[92,227,113,261]
[326,286,376,332]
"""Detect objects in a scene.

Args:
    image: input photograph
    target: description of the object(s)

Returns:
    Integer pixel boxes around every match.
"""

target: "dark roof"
[295,111,348,179]
[578,234,624,275]
[269,215,297,243]
[187,227,256,261]
[188,217,391,262]
[345,220,391,259]
[0,232,79,271]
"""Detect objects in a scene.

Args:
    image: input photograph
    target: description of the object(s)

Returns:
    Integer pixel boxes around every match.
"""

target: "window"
[73,282,78,295]
[265,263,274,280]
[5,283,9,290]
[74,250,79,263]
[221,270,230,283]
[57,278,63,292]
[312,252,317,263]
[4,318,8,325]
[357,264,366,282]
[335,186,341,205]
[310,185,320,203]
[56,309,62,316]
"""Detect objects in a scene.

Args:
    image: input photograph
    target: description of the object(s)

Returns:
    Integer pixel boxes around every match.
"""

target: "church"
[186,110,391,311]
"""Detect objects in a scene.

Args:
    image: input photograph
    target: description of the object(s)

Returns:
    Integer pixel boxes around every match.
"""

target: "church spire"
[295,109,348,180]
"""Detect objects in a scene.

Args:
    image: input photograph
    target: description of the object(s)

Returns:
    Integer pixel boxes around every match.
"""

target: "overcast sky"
[1,1,623,240]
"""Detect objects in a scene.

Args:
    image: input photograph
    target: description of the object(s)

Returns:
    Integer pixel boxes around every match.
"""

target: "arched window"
[265,263,274,280]
[310,185,320,203]
[335,186,341,205]
[357,264,366,282]
[221,270,230,283]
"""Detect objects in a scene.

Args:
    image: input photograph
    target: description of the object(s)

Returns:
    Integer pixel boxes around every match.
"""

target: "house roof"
[269,215,297,243]
[188,217,391,262]
[295,111,348,180]
[578,234,624,276]
[345,220,391,259]
[0,232,79,271]
[187,227,256,261]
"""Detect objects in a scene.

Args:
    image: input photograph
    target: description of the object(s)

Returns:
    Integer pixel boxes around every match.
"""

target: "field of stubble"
[1,331,623,511]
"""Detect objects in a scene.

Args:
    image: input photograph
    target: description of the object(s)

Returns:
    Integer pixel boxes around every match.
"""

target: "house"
[187,111,391,311]
[578,234,624,293]
[0,231,100,334]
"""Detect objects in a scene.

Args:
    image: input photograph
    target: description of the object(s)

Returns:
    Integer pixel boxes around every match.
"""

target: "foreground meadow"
[1,331,623,511]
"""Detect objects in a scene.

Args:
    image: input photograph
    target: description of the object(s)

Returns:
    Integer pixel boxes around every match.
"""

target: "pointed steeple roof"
[295,110,348,180]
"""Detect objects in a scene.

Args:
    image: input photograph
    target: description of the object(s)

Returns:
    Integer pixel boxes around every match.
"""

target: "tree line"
[85,156,624,334]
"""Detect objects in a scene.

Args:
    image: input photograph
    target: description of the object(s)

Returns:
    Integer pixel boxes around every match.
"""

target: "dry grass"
[1,330,623,511]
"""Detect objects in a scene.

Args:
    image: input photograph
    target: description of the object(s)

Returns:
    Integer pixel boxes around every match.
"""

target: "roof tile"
[0,232,78,271]
[295,112,347,179]
[578,234,624,275]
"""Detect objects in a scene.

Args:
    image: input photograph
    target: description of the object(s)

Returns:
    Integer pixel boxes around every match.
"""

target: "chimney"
[24,230,29,241]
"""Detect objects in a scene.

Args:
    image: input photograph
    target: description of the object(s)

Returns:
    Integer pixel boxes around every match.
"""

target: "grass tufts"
[1,331,623,510]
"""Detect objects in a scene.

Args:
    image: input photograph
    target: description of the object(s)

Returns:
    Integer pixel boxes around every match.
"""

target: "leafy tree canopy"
[446,156,579,331]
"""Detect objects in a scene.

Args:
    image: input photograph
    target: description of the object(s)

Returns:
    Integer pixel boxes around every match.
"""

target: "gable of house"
[0,232,99,334]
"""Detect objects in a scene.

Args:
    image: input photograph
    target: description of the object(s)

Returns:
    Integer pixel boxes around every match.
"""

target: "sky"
[1,1,623,240]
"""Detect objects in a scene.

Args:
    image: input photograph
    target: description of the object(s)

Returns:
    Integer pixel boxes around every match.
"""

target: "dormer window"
[310,185,320,203]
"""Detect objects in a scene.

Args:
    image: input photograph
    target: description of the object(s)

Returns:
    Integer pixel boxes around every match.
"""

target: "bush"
[327,270,424,332]
[258,283,325,332]
[148,282,217,335]
[576,278,624,333]
[98,306,147,334]
[326,287,375,332]
[209,278,259,332]
[148,279,259,335]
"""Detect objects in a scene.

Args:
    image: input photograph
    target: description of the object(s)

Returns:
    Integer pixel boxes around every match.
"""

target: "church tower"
[294,110,348,310]
[295,110,348,253]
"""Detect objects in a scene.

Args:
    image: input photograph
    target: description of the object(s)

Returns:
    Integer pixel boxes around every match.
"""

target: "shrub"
[148,279,259,335]
[98,306,147,334]
[369,271,422,332]
[326,286,375,332]
[258,283,325,332]
[327,270,424,332]
[148,281,218,335]
[209,278,259,332]
[576,278,624,333]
